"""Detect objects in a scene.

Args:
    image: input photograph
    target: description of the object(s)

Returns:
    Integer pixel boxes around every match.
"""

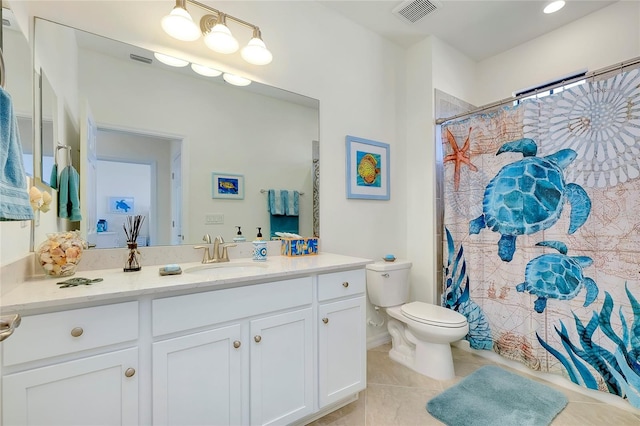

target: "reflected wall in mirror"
[40,72,55,187]
[2,8,32,177]
[34,18,320,249]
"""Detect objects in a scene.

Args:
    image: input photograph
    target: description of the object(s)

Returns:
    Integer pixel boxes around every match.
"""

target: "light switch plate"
[205,213,224,225]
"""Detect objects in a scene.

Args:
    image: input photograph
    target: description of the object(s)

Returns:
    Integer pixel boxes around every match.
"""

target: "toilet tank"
[365,259,412,307]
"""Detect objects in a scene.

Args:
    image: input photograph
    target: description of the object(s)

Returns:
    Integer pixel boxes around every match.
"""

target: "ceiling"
[319,0,617,61]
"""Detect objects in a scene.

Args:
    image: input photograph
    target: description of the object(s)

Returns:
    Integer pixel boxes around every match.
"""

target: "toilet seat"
[401,301,467,328]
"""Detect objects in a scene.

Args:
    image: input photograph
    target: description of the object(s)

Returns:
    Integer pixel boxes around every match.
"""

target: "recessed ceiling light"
[222,73,251,86]
[191,63,222,77]
[544,1,565,14]
[153,52,189,67]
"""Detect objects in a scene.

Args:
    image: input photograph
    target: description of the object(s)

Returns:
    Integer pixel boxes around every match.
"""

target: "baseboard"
[451,341,640,415]
[296,393,359,425]
[367,331,391,350]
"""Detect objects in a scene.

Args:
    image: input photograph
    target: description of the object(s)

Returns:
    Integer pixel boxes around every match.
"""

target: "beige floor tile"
[365,383,443,426]
[307,392,366,426]
[552,401,640,425]
[311,343,640,426]
[367,350,443,390]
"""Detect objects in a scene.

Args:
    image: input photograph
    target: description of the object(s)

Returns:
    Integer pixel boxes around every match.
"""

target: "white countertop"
[0,253,372,314]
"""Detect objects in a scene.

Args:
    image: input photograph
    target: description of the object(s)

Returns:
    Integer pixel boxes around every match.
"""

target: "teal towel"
[49,163,58,190]
[0,87,34,221]
[58,165,82,221]
[285,190,299,216]
[269,215,299,239]
[268,189,286,215]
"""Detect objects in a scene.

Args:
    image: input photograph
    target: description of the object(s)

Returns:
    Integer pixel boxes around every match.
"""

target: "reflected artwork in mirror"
[33,18,320,250]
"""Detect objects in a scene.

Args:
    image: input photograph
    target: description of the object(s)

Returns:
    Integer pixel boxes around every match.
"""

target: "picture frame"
[212,172,244,199]
[345,135,390,200]
[108,196,135,214]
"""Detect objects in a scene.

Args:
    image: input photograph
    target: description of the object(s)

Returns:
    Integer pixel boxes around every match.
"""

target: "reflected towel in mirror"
[0,86,34,221]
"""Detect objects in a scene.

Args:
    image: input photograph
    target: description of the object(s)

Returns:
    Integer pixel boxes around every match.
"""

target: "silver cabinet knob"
[233,340,241,348]
[342,281,349,288]
[70,327,84,337]
[254,335,262,343]
[322,317,329,324]
[124,368,136,378]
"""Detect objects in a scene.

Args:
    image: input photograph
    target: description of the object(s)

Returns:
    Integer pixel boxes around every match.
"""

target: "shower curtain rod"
[435,55,640,125]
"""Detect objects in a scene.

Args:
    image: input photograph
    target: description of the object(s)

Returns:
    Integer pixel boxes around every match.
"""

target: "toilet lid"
[401,302,467,327]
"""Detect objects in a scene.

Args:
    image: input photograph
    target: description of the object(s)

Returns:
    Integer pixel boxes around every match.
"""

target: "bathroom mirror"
[2,8,32,177]
[34,18,319,249]
[39,72,56,188]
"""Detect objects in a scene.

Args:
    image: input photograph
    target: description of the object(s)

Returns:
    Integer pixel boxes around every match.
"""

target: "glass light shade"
[153,52,189,67]
[241,37,273,65]
[191,63,222,77]
[222,73,251,87]
[543,1,565,14]
[161,7,201,41]
[204,24,239,54]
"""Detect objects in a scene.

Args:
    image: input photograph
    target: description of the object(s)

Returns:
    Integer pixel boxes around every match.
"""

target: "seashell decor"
[36,231,87,277]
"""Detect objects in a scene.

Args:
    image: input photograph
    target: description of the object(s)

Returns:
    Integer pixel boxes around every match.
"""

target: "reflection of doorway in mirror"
[17,116,34,177]
[171,152,183,245]
[97,161,150,248]
[95,128,181,247]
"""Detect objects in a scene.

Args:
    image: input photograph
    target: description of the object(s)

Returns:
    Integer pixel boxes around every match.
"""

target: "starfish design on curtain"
[444,127,478,191]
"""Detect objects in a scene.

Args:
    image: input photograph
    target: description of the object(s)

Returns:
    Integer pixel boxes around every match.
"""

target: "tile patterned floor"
[309,343,640,425]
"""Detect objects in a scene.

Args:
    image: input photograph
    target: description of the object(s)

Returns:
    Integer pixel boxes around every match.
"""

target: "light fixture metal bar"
[187,0,257,31]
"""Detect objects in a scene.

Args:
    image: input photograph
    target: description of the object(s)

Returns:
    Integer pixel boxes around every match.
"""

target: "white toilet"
[366,259,469,380]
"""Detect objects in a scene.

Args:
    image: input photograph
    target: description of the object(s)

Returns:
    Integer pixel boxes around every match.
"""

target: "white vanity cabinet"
[1,302,139,425]
[0,255,370,426]
[317,269,367,408]
[151,276,314,426]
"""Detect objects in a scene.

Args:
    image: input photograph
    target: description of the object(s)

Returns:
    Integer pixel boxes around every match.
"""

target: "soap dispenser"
[253,227,267,262]
[233,226,246,242]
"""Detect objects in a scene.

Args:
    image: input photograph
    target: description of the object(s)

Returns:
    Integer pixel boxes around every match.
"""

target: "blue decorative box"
[281,237,319,257]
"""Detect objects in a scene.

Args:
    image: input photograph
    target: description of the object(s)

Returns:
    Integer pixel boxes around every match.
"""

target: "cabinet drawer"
[2,301,139,367]
[152,277,313,336]
[318,269,365,302]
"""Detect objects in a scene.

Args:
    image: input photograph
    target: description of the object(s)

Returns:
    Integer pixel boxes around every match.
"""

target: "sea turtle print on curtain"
[441,66,640,408]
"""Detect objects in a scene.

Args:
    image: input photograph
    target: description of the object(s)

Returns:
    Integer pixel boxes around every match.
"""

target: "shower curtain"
[441,67,640,408]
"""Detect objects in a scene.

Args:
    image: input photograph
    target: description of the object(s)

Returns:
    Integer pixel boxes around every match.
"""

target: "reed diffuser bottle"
[123,215,145,272]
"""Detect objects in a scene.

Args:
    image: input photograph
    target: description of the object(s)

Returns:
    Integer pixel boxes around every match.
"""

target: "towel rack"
[55,144,72,165]
[260,189,304,195]
[0,47,5,89]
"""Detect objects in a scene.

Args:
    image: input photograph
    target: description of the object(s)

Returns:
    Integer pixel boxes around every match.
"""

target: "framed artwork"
[108,197,135,214]
[345,135,390,200]
[212,172,244,199]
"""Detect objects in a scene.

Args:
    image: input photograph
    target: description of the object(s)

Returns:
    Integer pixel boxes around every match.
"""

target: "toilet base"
[387,316,458,381]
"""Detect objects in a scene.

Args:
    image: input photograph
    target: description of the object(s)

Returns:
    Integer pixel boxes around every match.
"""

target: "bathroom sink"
[183,262,268,276]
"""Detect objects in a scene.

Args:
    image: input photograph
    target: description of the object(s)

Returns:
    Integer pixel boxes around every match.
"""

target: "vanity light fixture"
[161,0,273,65]
[222,73,251,87]
[161,0,200,41]
[153,52,189,67]
[543,1,565,14]
[191,63,222,77]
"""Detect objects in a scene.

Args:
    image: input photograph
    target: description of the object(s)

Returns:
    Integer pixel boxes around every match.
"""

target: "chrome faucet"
[194,234,236,263]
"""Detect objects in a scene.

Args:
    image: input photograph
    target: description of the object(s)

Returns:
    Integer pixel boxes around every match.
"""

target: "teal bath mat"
[427,365,568,426]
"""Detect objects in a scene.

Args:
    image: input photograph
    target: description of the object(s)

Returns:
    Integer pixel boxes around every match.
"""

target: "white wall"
[475,1,640,104]
[8,0,407,264]
[78,47,316,244]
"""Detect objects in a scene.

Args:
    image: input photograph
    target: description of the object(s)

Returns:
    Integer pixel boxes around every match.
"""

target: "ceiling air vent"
[130,54,152,64]
[392,0,440,24]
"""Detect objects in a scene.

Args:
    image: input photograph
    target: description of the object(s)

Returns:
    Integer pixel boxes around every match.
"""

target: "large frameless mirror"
[33,18,320,250]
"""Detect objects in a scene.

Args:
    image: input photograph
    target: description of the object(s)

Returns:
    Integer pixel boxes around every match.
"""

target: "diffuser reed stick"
[123,215,145,272]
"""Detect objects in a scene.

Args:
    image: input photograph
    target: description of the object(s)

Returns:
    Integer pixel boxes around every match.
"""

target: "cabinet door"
[152,324,242,426]
[250,308,313,426]
[318,296,367,407]
[2,348,138,425]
